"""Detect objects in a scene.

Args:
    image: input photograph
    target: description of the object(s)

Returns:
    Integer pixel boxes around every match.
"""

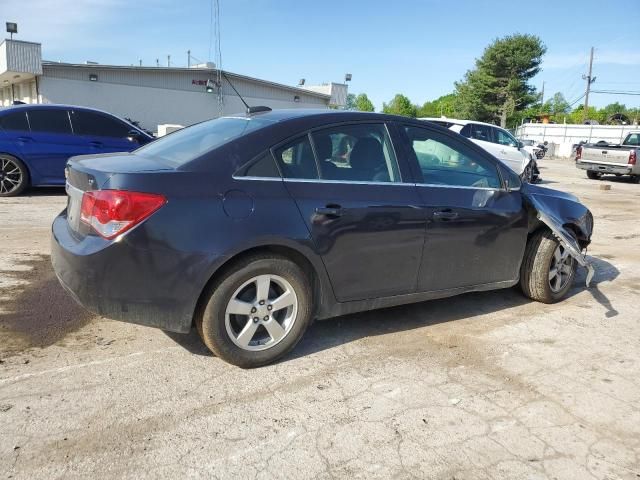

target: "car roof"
[228,108,430,125]
[419,117,501,129]
[0,103,124,118]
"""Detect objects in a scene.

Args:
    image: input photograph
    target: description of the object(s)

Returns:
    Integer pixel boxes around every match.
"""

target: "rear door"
[20,108,87,184]
[70,109,141,153]
[399,123,528,292]
[274,123,426,302]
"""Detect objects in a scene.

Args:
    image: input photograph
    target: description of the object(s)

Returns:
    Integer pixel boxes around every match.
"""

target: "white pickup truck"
[576,131,640,183]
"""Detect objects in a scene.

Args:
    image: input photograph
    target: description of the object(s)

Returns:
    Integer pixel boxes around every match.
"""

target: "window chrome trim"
[233,176,506,191]
[283,178,415,186]
[416,182,505,192]
[232,175,283,182]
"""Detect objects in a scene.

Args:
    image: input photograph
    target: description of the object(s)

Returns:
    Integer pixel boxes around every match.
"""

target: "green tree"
[417,93,458,118]
[345,93,357,110]
[455,34,547,127]
[354,93,375,112]
[382,94,417,117]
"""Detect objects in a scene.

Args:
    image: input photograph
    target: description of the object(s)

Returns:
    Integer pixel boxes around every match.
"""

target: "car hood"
[522,183,595,286]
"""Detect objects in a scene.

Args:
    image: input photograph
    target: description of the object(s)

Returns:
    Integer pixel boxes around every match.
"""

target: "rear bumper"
[51,213,224,333]
[576,161,633,175]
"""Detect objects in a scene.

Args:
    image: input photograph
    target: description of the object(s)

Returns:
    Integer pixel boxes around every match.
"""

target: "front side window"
[136,116,273,167]
[273,135,318,180]
[27,109,72,134]
[71,110,130,138]
[404,126,501,189]
[494,128,518,147]
[310,123,401,182]
[0,111,29,131]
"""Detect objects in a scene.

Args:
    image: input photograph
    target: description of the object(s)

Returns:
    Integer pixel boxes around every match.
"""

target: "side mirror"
[501,166,522,192]
[517,141,524,149]
[127,129,141,143]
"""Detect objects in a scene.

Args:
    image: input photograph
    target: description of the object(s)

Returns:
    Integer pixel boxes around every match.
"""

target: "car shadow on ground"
[164,255,620,362]
[22,187,67,197]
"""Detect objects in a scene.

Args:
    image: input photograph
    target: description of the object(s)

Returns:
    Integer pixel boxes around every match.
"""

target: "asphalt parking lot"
[1,158,639,480]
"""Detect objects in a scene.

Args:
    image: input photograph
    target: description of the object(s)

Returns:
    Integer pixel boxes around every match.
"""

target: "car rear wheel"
[520,229,576,303]
[630,175,640,184]
[0,154,29,197]
[586,170,601,180]
[196,255,313,368]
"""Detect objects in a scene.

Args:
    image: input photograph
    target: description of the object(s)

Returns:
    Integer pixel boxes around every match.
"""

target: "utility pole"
[540,81,545,106]
[187,50,191,68]
[582,47,596,122]
[167,55,171,67]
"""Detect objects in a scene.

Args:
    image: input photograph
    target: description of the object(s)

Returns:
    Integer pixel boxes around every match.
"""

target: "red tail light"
[80,190,166,239]
[629,150,637,165]
[576,146,582,161]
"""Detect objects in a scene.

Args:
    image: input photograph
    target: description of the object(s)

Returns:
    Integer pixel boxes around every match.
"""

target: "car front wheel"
[196,255,313,368]
[520,229,576,303]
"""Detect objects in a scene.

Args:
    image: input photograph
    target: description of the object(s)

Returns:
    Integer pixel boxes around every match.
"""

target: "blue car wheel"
[0,154,29,197]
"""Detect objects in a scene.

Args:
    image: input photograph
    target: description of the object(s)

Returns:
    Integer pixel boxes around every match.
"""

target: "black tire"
[630,175,640,184]
[196,255,313,368]
[0,154,29,197]
[520,229,576,304]
[586,170,601,180]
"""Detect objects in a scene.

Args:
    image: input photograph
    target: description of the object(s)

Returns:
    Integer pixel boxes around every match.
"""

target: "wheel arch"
[192,243,332,328]
[0,151,32,181]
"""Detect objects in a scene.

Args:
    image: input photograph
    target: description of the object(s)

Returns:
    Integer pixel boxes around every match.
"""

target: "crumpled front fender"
[523,185,595,287]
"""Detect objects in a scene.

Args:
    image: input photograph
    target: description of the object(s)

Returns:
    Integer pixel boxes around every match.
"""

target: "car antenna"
[220,70,272,115]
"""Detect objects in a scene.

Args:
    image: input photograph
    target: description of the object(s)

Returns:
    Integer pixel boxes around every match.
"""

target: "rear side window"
[238,152,280,178]
[461,123,492,143]
[27,109,72,134]
[0,111,29,131]
[625,133,640,146]
[135,116,273,167]
[273,135,319,180]
[71,110,130,138]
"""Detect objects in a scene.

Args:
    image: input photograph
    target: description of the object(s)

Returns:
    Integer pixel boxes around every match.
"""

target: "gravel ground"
[1,158,639,479]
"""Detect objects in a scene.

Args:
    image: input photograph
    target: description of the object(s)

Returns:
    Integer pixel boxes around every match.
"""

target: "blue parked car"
[0,104,154,196]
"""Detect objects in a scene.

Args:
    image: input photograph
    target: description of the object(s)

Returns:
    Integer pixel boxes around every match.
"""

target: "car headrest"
[350,137,385,172]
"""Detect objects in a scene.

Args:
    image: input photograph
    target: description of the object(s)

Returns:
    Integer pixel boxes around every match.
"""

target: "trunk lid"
[581,144,634,165]
[65,152,174,236]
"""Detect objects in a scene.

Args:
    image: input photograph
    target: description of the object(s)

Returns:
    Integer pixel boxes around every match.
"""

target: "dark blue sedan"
[51,109,594,367]
[0,104,153,196]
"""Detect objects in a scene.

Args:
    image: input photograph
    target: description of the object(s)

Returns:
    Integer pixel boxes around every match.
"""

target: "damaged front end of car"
[522,184,595,287]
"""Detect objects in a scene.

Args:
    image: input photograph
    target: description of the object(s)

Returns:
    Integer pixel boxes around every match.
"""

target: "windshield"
[135,116,274,166]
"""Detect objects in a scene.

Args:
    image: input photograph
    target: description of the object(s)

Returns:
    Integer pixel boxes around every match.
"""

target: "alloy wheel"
[0,157,23,195]
[224,274,298,351]
[548,244,573,292]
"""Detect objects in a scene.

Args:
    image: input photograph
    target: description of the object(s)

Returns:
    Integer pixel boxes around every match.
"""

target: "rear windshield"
[135,116,273,166]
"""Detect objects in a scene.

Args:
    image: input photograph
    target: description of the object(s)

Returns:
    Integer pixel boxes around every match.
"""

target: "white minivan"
[420,118,535,181]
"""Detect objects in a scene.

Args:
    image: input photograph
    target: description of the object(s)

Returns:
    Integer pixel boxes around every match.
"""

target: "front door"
[273,123,425,302]
[400,124,528,292]
[69,109,140,154]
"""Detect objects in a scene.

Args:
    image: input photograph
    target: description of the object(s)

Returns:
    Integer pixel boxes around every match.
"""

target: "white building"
[0,39,344,133]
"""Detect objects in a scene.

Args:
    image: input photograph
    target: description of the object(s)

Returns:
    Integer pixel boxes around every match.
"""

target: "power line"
[591,90,640,96]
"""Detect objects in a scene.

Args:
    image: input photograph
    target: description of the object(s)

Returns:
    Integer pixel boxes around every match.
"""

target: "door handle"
[17,136,34,143]
[89,141,103,148]
[315,204,343,218]
[433,209,458,220]
[500,150,507,155]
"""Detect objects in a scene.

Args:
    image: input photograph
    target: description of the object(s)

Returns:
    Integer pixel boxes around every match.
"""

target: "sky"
[3,0,639,111]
